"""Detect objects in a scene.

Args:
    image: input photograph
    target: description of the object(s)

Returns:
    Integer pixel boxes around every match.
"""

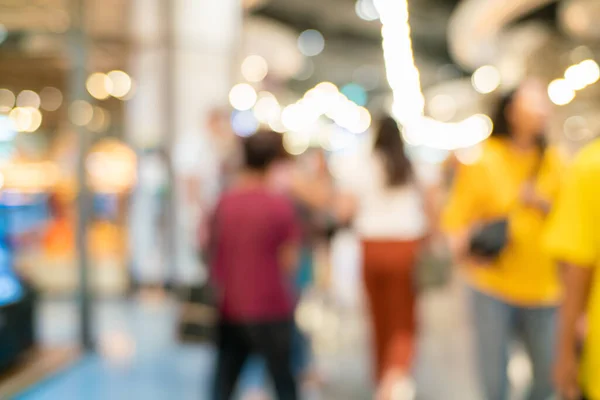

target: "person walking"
[338,116,437,399]
[545,138,600,400]
[442,83,564,400]
[210,130,300,400]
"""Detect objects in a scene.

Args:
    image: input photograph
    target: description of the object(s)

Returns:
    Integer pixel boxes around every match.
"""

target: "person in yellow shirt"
[443,83,563,400]
[545,139,600,400]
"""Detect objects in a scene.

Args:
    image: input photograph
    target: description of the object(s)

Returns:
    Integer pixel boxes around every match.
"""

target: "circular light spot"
[253,92,280,123]
[564,64,589,91]
[229,83,257,111]
[231,110,259,137]
[88,107,111,133]
[427,94,457,122]
[298,30,325,57]
[548,79,575,106]
[24,108,42,132]
[9,108,32,132]
[578,59,600,86]
[283,131,310,155]
[293,59,315,81]
[341,83,368,106]
[39,87,63,111]
[472,65,501,94]
[69,100,94,126]
[241,55,269,83]
[0,89,15,113]
[349,106,372,134]
[107,70,133,98]
[355,0,379,21]
[563,115,592,142]
[455,144,483,165]
[16,90,41,109]
[86,73,113,100]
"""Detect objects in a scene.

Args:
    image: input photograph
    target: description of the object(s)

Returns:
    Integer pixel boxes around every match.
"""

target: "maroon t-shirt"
[211,186,300,322]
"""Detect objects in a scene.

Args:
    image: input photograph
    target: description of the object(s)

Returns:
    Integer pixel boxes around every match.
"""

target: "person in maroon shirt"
[210,130,300,400]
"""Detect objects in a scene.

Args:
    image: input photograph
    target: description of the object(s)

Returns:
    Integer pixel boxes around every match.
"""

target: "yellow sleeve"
[442,161,486,234]
[544,162,597,267]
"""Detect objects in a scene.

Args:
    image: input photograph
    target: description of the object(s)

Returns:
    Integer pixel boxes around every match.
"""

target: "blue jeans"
[470,289,557,400]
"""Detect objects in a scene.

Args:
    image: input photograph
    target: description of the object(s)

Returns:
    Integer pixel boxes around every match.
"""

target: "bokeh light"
[8,107,42,133]
[107,70,133,99]
[253,92,280,123]
[87,73,113,100]
[298,30,325,57]
[283,131,311,155]
[229,84,257,111]
[0,89,15,113]
[293,59,315,81]
[341,83,368,106]
[578,59,600,86]
[241,55,269,83]
[88,107,111,133]
[563,115,592,142]
[471,65,501,94]
[24,108,43,132]
[16,90,41,109]
[428,94,457,122]
[355,0,379,21]
[39,87,63,112]
[547,79,575,106]
[231,110,259,137]
[69,100,94,126]
[9,108,32,132]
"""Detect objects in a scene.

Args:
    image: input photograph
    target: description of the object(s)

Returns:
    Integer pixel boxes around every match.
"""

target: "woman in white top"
[339,116,436,399]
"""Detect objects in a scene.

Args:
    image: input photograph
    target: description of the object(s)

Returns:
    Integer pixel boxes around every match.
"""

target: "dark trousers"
[213,319,297,400]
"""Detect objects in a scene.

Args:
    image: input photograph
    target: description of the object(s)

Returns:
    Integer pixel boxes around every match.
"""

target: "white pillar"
[127,0,241,286]
[171,0,241,285]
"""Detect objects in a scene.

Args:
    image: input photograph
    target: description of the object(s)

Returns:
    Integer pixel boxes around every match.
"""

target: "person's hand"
[554,349,581,400]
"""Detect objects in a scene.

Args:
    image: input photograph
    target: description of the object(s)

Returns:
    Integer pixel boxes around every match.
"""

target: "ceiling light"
[87,73,113,100]
[471,65,501,94]
[241,55,269,83]
[16,90,41,109]
[298,30,325,57]
[547,79,575,106]
[229,84,257,111]
[40,87,63,111]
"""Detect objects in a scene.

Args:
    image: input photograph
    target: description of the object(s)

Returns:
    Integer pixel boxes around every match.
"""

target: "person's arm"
[555,263,593,399]
[544,158,596,399]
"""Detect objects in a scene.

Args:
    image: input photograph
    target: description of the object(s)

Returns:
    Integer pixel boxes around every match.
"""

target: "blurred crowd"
[193,78,600,400]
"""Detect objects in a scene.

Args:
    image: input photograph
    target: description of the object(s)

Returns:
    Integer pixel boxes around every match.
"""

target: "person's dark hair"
[374,116,413,186]
[491,90,547,154]
[242,130,288,171]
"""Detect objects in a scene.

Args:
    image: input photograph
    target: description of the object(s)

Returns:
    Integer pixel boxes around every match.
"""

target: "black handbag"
[469,219,509,259]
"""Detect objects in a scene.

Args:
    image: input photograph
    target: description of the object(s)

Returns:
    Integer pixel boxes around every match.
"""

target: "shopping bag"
[414,239,452,292]
[177,282,218,344]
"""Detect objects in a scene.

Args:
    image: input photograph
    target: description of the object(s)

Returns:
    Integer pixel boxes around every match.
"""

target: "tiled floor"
[15,279,533,399]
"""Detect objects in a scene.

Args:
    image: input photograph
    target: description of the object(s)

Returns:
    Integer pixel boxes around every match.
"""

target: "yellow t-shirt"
[443,138,564,305]
[544,139,600,399]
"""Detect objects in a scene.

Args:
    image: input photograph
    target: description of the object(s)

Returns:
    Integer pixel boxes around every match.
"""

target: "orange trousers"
[362,239,419,382]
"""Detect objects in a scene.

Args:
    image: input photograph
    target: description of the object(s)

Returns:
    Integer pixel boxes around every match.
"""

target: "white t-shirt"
[338,150,438,240]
